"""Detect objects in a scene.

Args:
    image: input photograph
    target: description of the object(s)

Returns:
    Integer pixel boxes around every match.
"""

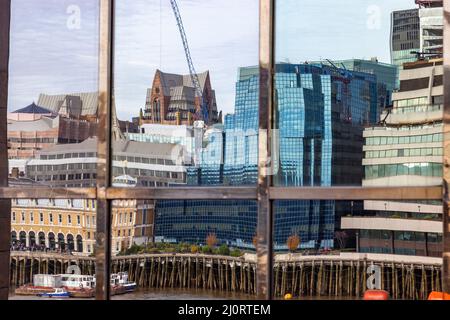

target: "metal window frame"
[442,0,450,294]
[0,0,448,300]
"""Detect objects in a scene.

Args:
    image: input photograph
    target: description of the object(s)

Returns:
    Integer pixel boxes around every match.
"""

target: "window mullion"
[256,0,275,300]
[442,0,450,294]
[0,0,11,301]
[96,0,114,301]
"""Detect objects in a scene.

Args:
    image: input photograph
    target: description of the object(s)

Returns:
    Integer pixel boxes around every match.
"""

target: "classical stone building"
[10,197,153,256]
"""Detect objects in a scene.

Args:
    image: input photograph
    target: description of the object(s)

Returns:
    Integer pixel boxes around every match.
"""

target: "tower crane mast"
[169,0,209,124]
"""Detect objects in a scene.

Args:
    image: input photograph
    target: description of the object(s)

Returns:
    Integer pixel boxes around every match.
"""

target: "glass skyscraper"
[155,63,388,251]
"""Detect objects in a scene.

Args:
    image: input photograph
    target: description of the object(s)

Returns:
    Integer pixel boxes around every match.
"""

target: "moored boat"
[110,272,137,295]
[15,285,55,296]
[60,274,96,297]
[37,288,70,298]
[15,272,136,298]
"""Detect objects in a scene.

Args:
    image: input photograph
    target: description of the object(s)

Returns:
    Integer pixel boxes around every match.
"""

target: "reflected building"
[9,172,156,256]
[155,63,388,250]
[390,2,443,67]
[10,196,143,256]
[391,8,421,67]
[317,58,399,104]
[140,70,220,126]
[24,137,186,188]
[7,92,99,160]
[342,58,444,257]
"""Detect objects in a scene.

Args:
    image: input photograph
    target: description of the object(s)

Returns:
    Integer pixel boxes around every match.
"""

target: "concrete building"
[341,58,444,257]
[127,123,195,163]
[24,137,186,188]
[7,92,101,160]
[8,112,98,160]
[419,6,443,54]
[140,70,220,126]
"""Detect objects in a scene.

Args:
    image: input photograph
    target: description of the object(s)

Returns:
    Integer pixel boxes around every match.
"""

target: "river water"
[9,288,360,300]
[8,288,254,300]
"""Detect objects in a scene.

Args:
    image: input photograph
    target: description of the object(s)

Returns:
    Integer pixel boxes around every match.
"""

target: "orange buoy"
[363,290,389,300]
[427,291,450,300]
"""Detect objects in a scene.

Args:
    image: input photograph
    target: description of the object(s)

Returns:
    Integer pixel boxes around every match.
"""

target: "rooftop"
[12,102,54,115]
[8,116,57,132]
[156,70,210,97]
[38,137,185,159]
[37,92,98,116]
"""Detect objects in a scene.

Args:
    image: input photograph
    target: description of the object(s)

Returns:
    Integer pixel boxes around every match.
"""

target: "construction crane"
[169,0,209,125]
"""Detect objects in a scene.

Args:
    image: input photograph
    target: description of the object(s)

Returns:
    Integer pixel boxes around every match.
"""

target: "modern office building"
[318,58,399,102]
[155,63,389,250]
[391,8,421,67]
[186,123,225,186]
[390,2,443,67]
[140,70,220,126]
[341,58,444,257]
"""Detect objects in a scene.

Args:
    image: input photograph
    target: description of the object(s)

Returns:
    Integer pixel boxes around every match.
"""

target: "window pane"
[111,0,259,300]
[273,0,444,301]
[8,0,100,189]
[112,0,259,188]
[110,199,255,300]
[7,0,100,300]
[274,0,443,188]
[273,199,442,299]
[9,199,96,299]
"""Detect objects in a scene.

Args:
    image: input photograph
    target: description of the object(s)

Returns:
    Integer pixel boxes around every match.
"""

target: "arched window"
[29,231,36,247]
[38,232,45,246]
[57,233,65,250]
[153,98,160,121]
[48,232,56,250]
[67,234,75,251]
[11,231,17,245]
[19,231,26,246]
[76,235,83,253]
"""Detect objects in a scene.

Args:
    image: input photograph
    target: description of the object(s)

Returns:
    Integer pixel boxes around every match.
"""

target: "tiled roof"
[158,70,209,96]
[12,102,53,114]
[37,92,98,116]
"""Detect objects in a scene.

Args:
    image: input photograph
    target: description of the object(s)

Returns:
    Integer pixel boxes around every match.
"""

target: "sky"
[8,0,416,120]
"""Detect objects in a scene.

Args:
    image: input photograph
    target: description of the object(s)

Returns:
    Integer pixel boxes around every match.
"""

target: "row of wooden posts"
[10,253,442,299]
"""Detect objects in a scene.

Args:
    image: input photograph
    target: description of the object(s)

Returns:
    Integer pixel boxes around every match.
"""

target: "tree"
[286,235,301,253]
[206,233,218,248]
[252,234,258,249]
[335,231,348,250]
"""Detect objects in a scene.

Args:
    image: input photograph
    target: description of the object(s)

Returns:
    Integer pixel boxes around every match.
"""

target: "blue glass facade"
[154,200,257,248]
[155,63,387,250]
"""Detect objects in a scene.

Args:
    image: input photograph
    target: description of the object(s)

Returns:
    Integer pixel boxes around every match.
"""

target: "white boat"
[111,272,137,293]
[37,288,70,298]
[61,274,96,290]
